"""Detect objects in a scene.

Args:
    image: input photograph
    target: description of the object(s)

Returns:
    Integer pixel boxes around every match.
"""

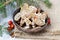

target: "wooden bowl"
[13,8,48,33]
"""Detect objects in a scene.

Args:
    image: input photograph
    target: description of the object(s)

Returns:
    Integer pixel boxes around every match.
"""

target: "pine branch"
[40,0,52,8]
[0,0,13,8]
[0,0,15,17]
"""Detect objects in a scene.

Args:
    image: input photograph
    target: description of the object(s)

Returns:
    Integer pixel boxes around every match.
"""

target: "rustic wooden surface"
[14,0,60,40]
